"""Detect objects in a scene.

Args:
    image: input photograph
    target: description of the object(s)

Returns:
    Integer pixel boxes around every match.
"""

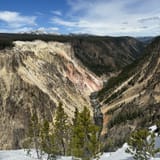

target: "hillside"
[0,34,144,149]
[71,36,144,76]
[96,36,160,151]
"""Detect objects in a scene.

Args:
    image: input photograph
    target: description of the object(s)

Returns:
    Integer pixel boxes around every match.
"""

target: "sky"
[0,0,160,36]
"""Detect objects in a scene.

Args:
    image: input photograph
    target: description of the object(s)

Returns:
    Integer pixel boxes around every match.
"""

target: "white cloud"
[0,11,37,33]
[0,27,34,33]
[0,11,36,28]
[52,10,62,16]
[52,17,77,27]
[52,0,160,36]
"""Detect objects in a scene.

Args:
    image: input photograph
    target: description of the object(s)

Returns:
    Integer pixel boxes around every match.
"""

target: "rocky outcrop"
[0,40,102,149]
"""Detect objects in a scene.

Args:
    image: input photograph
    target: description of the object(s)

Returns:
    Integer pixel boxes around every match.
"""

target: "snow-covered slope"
[0,150,72,160]
[1,140,160,160]
[99,142,160,160]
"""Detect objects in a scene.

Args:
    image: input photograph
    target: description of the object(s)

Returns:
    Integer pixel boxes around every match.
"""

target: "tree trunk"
[61,139,66,156]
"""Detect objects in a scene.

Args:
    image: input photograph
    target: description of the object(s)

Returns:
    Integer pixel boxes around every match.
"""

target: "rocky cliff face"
[0,40,102,149]
[97,37,160,151]
[0,35,144,149]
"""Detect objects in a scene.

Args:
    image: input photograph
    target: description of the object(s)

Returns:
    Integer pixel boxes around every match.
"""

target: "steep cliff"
[0,34,145,76]
[0,35,144,149]
[97,37,160,151]
[0,40,102,149]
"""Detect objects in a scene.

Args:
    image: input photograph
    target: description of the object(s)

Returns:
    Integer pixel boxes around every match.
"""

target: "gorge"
[0,34,145,150]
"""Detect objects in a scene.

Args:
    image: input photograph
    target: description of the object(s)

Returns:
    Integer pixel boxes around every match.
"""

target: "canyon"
[0,34,145,149]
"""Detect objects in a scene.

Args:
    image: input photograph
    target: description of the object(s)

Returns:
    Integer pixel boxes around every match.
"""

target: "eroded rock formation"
[0,41,102,149]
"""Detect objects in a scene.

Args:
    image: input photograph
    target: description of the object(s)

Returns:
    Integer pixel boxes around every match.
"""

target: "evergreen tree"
[71,106,101,160]
[40,119,56,160]
[126,128,160,160]
[27,111,41,159]
[25,104,101,160]
[40,119,50,154]
[54,102,70,156]
[70,108,81,157]
[24,103,71,159]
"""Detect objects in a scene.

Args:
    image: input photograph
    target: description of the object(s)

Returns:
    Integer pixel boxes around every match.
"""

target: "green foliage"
[27,112,41,159]
[0,39,14,49]
[71,107,101,160]
[40,119,56,159]
[126,129,160,160]
[25,104,101,159]
[25,103,71,159]
[104,86,127,104]
[53,102,71,156]
[108,105,143,129]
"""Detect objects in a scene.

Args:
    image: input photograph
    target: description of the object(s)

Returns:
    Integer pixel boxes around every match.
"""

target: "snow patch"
[1,136,160,160]
[149,125,157,132]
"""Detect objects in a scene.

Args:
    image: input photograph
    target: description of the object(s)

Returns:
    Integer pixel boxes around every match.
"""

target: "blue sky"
[0,0,160,36]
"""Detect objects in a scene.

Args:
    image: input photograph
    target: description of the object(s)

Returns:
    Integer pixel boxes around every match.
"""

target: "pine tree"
[27,111,41,159]
[88,123,101,159]
[40,119,57,160]
[71,106,101,160]
[70,108,82,157]
[126,128,160,160]
[54,102,70,156]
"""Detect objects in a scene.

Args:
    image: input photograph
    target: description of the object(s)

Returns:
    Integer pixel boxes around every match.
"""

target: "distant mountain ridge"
[136,36,154,44]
